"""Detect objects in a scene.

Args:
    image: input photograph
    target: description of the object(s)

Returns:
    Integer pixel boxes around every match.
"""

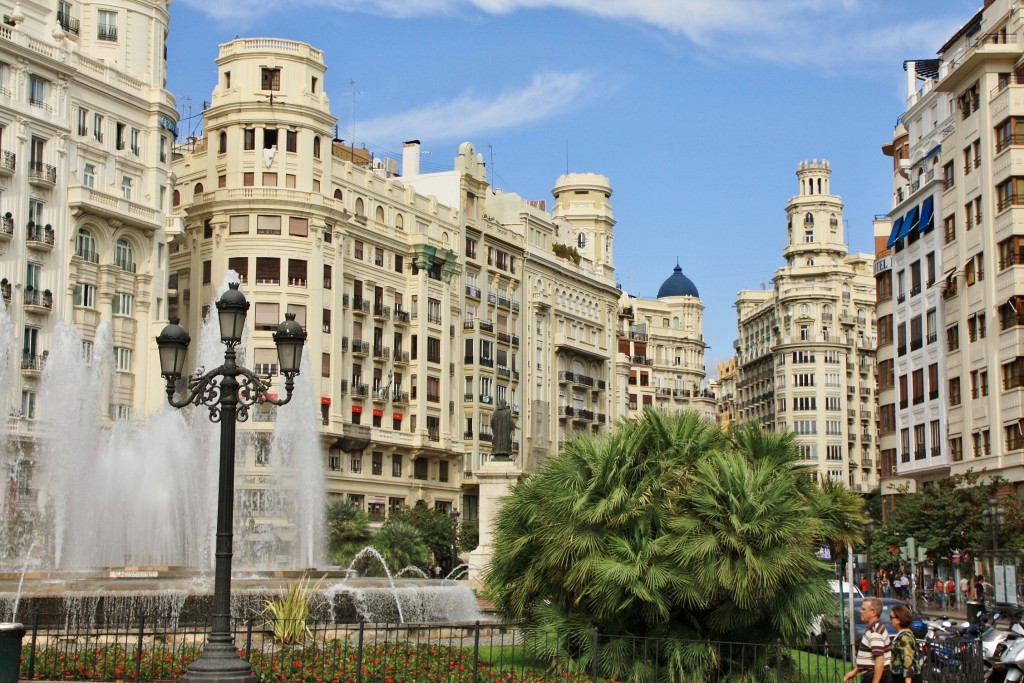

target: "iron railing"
[14,614,984,683]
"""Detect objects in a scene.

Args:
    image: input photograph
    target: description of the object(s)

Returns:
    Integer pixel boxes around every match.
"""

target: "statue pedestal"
[468,458,521,590]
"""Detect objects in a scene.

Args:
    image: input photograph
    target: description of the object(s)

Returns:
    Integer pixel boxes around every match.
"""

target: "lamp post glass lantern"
[983,497,1006,604]
[155,282,305,682]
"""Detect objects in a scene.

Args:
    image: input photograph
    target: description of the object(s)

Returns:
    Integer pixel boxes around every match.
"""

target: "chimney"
[403,140,420,177]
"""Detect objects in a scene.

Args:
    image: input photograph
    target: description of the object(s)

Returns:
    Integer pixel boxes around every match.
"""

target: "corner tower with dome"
[734,160,878,491]
[616,262,715,423]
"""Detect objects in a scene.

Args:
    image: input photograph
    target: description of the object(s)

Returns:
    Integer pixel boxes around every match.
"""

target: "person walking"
[845,597,893,683]
[960,575,970,605]
[945,577,956,608]
[881,574,892,599]
[889,604,919,683]
[933,576,945,608]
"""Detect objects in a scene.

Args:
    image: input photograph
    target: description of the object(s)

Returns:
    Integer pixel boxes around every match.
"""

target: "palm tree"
[485,411,863,681]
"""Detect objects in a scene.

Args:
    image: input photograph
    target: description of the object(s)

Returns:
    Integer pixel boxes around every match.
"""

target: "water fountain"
[0,281,482,625]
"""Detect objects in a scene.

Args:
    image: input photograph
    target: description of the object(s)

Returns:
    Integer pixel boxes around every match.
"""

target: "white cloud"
[355,70,598,145]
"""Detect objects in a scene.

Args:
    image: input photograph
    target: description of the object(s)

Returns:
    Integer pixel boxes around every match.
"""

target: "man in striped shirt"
[844,597,892,683]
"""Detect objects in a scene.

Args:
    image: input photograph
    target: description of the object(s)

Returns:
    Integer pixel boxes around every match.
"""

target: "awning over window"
[918,196,935,234]
[886,216,905,248]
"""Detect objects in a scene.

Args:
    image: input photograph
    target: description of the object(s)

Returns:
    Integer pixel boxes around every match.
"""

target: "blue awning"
[923,145,942,160]
[886,216,905,248]
[918,196,935,234]
[897,205,920,242]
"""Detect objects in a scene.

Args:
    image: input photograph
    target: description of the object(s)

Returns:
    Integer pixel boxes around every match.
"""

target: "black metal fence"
[15,613,983,682]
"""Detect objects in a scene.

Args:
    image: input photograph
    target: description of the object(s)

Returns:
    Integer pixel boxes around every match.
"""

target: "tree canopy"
[484,411,865,680]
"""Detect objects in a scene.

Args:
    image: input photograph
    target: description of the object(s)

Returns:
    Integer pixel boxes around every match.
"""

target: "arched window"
[395,214,404,230]
[375,205,385,223]
[218,132,227,154]
[800,304,809,316]
[114,238,134,271]
[333,189,343,200]
[830,213,839,229]
[194,182,204,197]
[804,212,814,225]
[355,198,364,216]
[313,136,321,159]
[672,316,680,330]
[806,258,815,266]
[577,232,586,248]
[76,228,96,260]
[172,189,180,207]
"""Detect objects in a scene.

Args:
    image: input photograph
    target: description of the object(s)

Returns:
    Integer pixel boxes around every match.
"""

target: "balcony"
[74,247,99,264]
[0,281,10,302]
[351,340,369,355]
[392,390,409,404]
[393,309,410,325]
[57,11,79,34]
[0,150,14,175]
[0,214,11,239]
[465,285,480,298]
[97,25,117,41]
[393,350,409,364]
[511,334,520,346]
[371,388,389,401]
[479,321,494,333]
[497,332,511,344]
[352,296,370,314]
[351,383,369,397]
[479,394,493,405]
[114,257,136,273]
[23,289,53,312]
[373,345,390,360]
[558,405,575,418]
[373,304,390,319]
[496,365,510,379]
[26,224,55,250]
[27,161,56,186]
[21,352,45,373]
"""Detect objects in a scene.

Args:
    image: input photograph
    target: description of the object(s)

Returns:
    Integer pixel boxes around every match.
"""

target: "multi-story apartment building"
[735,161,878,489]
[878,59,952,500]
[170,38,624,533]
[716,357,739,429]
[1,0,176,476]
[910,0,1024,486]
[615,266,715,423]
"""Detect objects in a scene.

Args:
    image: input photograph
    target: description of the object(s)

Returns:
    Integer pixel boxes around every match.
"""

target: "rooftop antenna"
[487,144,494,188]
[348,80,361,161]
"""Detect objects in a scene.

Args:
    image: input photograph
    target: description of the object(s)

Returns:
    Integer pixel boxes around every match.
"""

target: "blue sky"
[168,0,981,377]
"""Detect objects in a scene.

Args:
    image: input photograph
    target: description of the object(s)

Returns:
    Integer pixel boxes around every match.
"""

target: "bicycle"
[917,590,939,611]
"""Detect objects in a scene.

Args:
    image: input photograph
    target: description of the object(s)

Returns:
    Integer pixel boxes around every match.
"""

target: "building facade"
[735,161,879,490]
[169,38,626,531]
[914,0,1024,485]
[878,58,952,501]
[615,266,716,423]
[1,0,176,495]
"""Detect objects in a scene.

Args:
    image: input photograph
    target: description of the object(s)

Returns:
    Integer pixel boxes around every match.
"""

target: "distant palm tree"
[486,411,863,681]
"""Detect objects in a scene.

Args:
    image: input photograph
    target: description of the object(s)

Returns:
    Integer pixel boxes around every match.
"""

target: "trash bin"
[0,623,24,683]
[966,600,985,618]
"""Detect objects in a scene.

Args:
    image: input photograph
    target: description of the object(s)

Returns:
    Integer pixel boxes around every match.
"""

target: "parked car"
[809,581,864,647]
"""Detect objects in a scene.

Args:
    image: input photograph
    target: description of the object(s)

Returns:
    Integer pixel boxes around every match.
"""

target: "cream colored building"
[914,0,1024,485]
[735,161,878,490]
[716,357,739,429]
[877,57,952,501]
[1,0,176,481]
[615,266,715,424]
[169,38,624,529]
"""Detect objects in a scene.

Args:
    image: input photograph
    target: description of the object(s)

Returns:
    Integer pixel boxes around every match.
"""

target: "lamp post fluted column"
[156,283,305,682]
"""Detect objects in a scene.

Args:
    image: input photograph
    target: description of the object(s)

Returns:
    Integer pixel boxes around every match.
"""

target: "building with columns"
[1,0,176,501]
[735,160,878,490]
[169,37,625,533]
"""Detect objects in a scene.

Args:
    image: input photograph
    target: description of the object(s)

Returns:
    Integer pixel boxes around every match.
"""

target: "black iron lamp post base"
[181,641,257,683]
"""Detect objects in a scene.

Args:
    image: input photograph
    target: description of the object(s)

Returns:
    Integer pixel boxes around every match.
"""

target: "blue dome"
[657,265,699,299]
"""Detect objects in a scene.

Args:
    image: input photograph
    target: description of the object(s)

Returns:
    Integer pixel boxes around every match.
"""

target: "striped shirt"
[855,619,892,672]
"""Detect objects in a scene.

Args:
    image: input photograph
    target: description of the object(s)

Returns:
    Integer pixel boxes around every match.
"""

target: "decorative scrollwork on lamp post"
[155,282,305,683]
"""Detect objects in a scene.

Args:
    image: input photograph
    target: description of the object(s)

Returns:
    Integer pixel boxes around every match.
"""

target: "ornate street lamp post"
[156,282,305,682]
[449,509,461,575]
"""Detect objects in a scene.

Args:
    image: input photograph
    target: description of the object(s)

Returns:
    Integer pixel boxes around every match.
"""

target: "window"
[115,122,125,150]
[93,113,104,142]
[130,128,139,155]
[76,228,96,260]
[261,68,281,91]
[202,260,212,284]
[218,131,227,154]
[114,239,134,272]
[286,130,297,152]
[313,136,321,159]
[255,258,280,285]
[943,161,955,190]
[73,283,96,307]
[427,336,441,363]
[958,81,980,119]
[877,315,892,345]
[228,256,248,283]
[120,176,133,200]
[944,215,956,244]
[112,292,134,316]
[257,215,281,235]
[913,369,924,404]
[997,177,1024,211]
[947,324,960,352]
[998,235,1024,269]
[928,363,939,400]
[28,75,45,108]
[243,129,255,150]
[949,377,962,406]
[77,107,87,136]
[97,10,117,40]
[229,215,249,234]
[1004,357,1024,391]
[160,136,167,163]
[288,216,308,237]
[114,347,132,372]
[82,163,95,188]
